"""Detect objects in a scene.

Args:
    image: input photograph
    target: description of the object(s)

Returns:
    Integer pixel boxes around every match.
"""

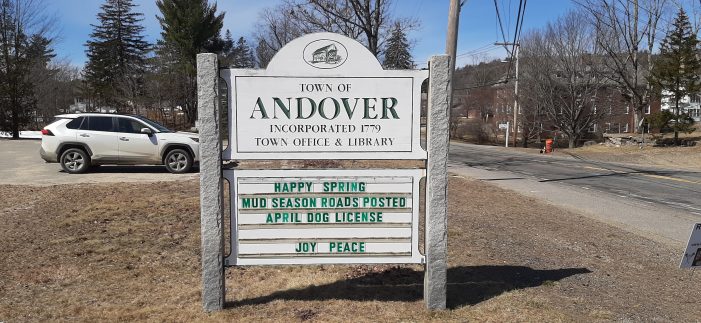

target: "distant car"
[40,113,200,174]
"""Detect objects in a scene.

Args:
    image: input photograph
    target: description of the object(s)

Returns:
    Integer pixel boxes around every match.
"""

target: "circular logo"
[303,39,348,69]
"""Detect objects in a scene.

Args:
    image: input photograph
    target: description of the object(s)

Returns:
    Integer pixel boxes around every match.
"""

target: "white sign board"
[221,33,427,160]
[498,123,508,130]
[680,223,701,268]
[224,169,425,265]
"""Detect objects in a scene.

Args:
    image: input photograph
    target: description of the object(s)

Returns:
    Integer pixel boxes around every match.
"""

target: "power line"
[456,45,501,58]
[517,0,527,42]
[453,78,510,91]
[505,0,526,79]
[494,0,509,45]
[456,43,498,56]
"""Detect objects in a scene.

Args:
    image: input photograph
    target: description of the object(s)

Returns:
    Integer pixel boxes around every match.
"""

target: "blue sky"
[46,0,576,69]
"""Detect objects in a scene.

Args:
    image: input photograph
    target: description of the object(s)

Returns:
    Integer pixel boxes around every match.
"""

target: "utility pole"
[445,0,464,135]
[495,42,520,147]
[446,0,462,74]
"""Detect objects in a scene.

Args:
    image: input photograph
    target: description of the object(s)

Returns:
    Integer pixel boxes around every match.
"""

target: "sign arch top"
[221,32,427,160]
[266,33,383,75]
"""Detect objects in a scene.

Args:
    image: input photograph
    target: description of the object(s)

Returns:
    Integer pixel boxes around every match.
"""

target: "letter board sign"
[224,169,425,265]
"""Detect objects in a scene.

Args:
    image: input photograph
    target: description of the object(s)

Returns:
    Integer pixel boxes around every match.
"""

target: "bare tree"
[34,61,80,125]
[253,0,417,64]
[577,0,669,136]
[253,5,304,68]
[521,11,608,148]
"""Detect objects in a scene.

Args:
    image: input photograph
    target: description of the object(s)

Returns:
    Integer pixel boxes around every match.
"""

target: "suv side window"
[65,117,84,129]
[118,117,148,133]
[86,116,114,132]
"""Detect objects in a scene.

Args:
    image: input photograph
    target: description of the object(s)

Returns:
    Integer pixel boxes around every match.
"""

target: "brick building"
[454,81,662,146]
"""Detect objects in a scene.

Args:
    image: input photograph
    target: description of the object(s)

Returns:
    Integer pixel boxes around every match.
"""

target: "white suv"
[40,113,200,174]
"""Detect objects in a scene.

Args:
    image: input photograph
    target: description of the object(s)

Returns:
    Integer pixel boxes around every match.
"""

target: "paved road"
[1,139,197,185]
[448,142,701,246]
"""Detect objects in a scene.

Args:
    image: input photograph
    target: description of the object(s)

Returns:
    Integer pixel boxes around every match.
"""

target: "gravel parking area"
[1,139,197,185]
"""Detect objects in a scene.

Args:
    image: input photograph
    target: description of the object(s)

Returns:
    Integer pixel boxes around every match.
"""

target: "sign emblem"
[304,39,348,69]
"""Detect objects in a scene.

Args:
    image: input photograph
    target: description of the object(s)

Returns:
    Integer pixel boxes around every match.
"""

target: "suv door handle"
[119,137,129,141]
[79,133,90,137]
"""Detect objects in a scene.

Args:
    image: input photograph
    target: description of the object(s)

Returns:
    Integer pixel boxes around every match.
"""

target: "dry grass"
[1,178,700,322]
[563,144,701,170]
[556,130,701,170]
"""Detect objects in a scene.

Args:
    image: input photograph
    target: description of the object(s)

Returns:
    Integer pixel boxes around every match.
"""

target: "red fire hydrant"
[545,139,553,154]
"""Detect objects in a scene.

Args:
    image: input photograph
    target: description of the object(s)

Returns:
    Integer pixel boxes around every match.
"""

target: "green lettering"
[296,97,317,119]
[341,97,360,119]
[318,97,341,120]
[250,97,269,119]
[363,98,378,119]
[381,97,399,119]
[272,97,292,119]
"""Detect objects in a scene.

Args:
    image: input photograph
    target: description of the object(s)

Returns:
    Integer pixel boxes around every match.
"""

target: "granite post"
[425,55,451,310]
[197,53,225,311]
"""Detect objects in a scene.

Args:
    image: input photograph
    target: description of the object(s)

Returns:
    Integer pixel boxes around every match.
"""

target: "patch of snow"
[0,131,42,139]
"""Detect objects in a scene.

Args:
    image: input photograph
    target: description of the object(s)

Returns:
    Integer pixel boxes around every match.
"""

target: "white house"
[660,91,701,122]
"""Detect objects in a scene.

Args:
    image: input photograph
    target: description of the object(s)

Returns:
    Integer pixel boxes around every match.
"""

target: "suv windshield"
[133,115,172,133]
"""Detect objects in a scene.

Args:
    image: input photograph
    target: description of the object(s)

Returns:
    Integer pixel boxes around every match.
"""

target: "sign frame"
[223,168,425,266]
[220,32,428,160]
[680,223,701,268]
[196,33,451,311]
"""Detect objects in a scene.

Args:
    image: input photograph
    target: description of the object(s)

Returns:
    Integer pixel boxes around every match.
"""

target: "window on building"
[588,124,597,133]
[604,122,611,133]
[625,106,630,114]
[613,123,620,133]
[645,105,651,114]
[623,123,629,132]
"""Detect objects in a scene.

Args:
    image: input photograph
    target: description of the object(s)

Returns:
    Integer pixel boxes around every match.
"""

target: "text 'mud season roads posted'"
[225,169,424,265]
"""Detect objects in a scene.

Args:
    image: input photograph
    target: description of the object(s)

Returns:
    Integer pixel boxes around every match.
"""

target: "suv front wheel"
[164,149,192,174]
[60,148,90,174]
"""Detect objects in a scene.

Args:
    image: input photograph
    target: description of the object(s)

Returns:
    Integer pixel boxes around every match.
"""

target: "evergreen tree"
[220,29,235,67]
[382,22,414,69]
[0,0,53,138]
[231,37,255,68]
[156,0,224,125]
[649,9,700,145]
[256,38,275,68]
[84,0,149,113]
